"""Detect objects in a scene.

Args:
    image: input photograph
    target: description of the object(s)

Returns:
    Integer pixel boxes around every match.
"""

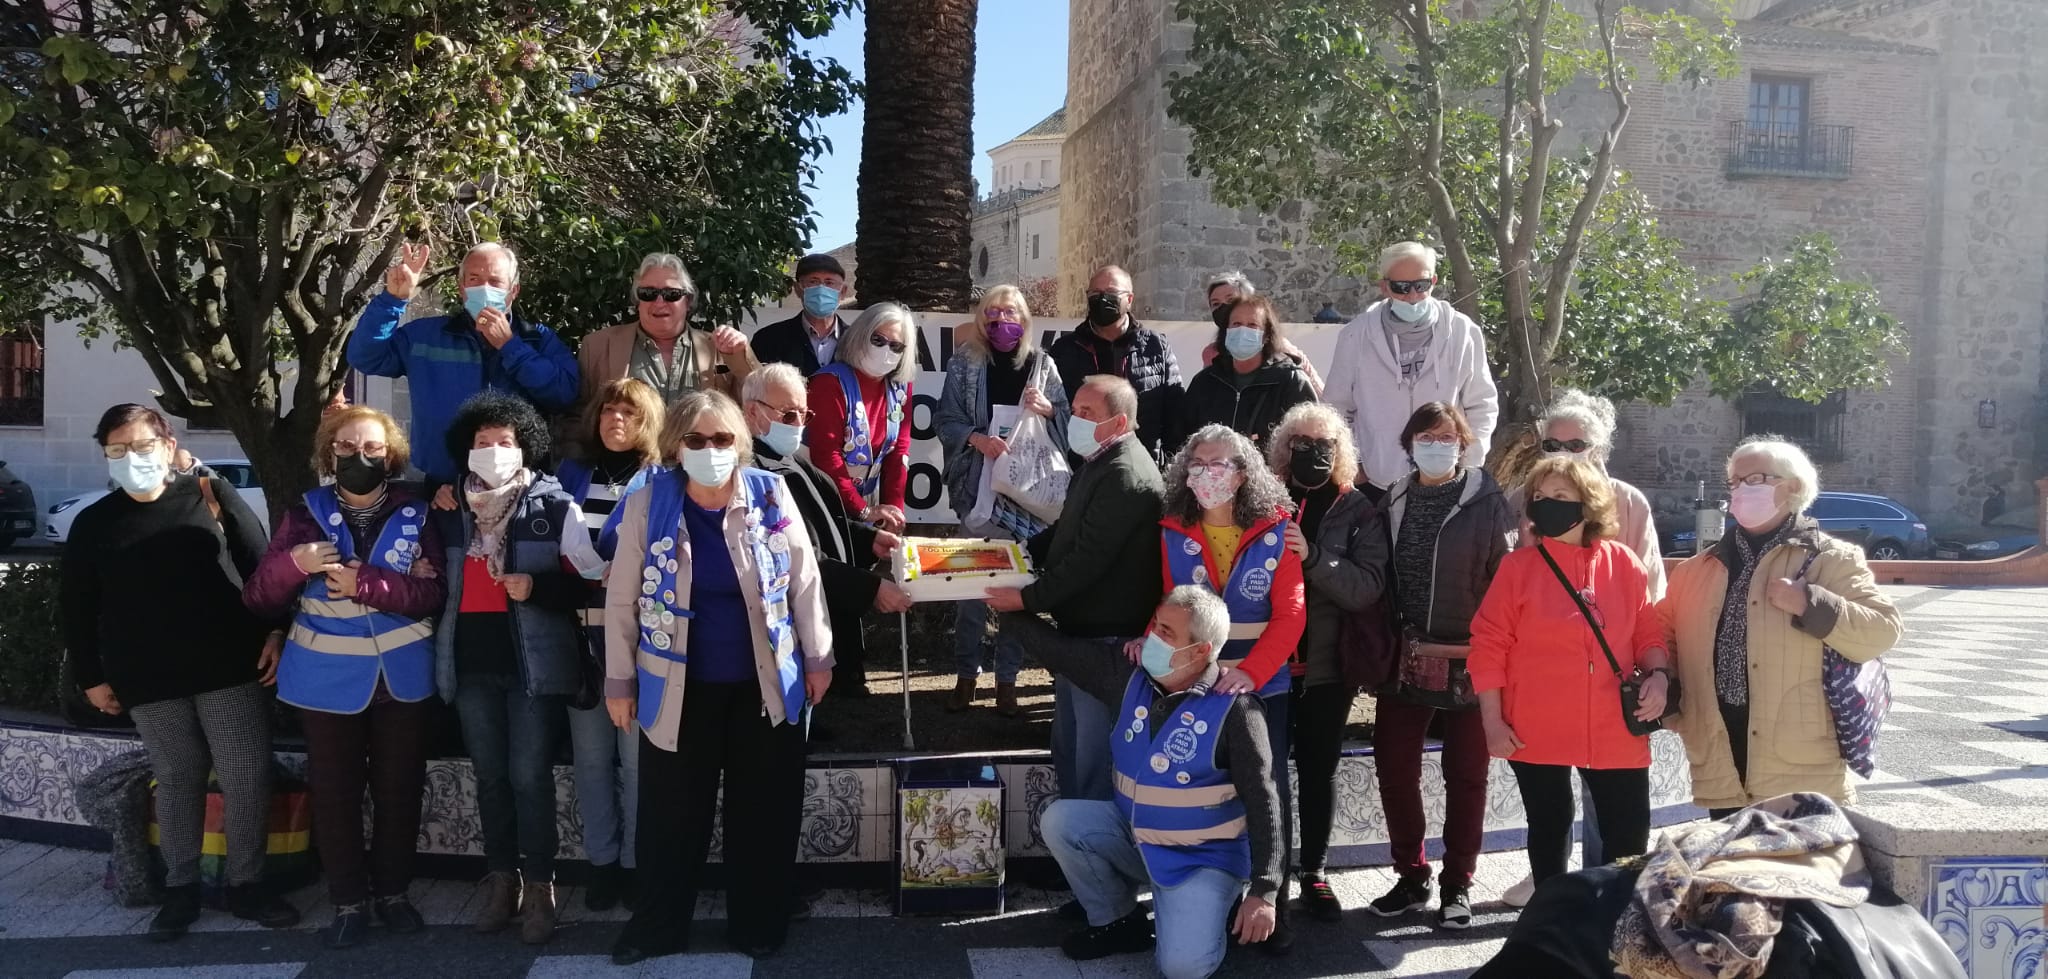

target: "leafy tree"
[1709,233,1904,403]
[0,0,855,519]
[856,0,975,312]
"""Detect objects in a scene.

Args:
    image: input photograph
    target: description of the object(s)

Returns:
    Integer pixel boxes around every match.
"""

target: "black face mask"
[1210,306,1231,330]
[1086,292,1124,328]
[1527,497,1585,539]
[335,453,389,495]
[1289,445,1335,488]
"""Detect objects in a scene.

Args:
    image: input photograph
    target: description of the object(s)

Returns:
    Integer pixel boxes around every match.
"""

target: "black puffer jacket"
[1292,485,1392,687]
[1048,316,1183,460]
[1176,357,1317,450]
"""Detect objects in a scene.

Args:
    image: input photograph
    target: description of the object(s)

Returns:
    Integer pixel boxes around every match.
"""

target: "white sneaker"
[1502,873,1536,909]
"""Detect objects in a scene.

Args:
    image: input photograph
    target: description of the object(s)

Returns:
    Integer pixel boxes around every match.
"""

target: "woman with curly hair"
[434,390,604,945]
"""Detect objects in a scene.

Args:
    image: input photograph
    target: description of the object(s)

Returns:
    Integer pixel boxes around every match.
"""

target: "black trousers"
[1292,681,1356,874]
[625,681,807,949]
[1508,762,1650,885]
[1709,700,1751,820]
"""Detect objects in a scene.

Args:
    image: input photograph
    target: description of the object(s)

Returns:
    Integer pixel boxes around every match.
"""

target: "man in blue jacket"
[348,241,580,489]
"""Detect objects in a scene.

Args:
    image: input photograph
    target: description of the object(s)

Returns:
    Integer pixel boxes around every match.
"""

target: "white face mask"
[1068,415,1104,457]
[681,446,738,487]
[1411,441,1460,479]
[1728,483,1783,530]
[468,445,523,488]
[107,449,169,496]
[861,342,902,377]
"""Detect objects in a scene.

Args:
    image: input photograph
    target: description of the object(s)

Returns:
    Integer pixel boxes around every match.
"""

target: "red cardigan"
[803,370,913,514]
[1158,510,1307,690]
[1468,537,1663,770]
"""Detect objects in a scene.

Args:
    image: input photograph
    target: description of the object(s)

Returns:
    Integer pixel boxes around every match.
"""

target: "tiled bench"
[1849,803,2048,979]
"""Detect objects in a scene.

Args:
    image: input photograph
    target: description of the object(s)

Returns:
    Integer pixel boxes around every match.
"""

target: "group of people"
[56,237,1902,978]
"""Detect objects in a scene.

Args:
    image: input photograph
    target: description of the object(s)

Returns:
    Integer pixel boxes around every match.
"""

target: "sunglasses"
[680,432,738,450]
[1541,438,1593,454]
[1386,278,1434,296]
[751,399,814,427]
[869,334,907,354]
[636,286,690,303]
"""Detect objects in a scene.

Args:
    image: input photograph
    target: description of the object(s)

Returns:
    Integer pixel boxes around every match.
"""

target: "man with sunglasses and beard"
[568,252,758,455]
[1325,242,1499,498]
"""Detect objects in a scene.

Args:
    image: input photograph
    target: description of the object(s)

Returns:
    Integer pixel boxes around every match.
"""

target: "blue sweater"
[683,498,754,684]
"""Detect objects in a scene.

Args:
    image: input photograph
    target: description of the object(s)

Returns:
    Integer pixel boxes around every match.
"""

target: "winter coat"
[1175,356,1318,450]
[1021,434,1166,638]
[432,473,594,700]
[1382,468,1514,642]
[1296,486,1393,688]
[933,347,1070,522]
[1047,317,1184,460]
[1324,298,1500,488]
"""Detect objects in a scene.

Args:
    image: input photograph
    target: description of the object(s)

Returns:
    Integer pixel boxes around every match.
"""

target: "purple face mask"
[986,318,1024,352]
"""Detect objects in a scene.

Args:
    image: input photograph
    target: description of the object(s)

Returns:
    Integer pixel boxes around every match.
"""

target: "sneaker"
[374,894,425,934]
[472,871,522,933]
[518,880,557,945]
[1366,875,1432,918]
[1299,872,1344,922]
[1060,907,1155,961]
[149,884,202,942]
[1261,918,1294,957]
[227,882,302,928]
[1502,873,1536,909]
[1436,887,1473,930]
[326,903,370,949]
[585,862,624,912]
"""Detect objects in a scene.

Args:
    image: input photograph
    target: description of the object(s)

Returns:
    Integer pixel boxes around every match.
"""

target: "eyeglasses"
[1727,473,1785,489]
[333,439,389,457]
[636,286,690,303]
[868,334,907,354]
[751,399,813,427]
[680,432,738,451]
[1541,438,1593,454]
[1288,437,1335,454]
[102,438,163,460]
[1386,278,1434,296]
[1187,460,1241,475]
[1413,433,1461,446]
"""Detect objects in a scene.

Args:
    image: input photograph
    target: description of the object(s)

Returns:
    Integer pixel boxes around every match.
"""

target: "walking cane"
[899,610,915,751]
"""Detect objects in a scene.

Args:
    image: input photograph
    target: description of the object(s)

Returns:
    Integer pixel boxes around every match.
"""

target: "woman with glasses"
[435,391,605,945]
[805,302,916,533]
[1176,294,1318,449]
[569,253,755,455]
[1368,402,1511,930]
[1662,438,1901,818]
[1157,423,1307,951]
[244,407,445,947]
[935,283,1069,715]
[1264,403,1390,923]
[62,404,301,940]
[1469,455,1671,890]
[552,378,665,913]
[604,391,833,965]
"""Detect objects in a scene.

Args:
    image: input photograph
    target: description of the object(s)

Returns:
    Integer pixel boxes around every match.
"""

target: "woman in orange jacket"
[1469,455,1672,888]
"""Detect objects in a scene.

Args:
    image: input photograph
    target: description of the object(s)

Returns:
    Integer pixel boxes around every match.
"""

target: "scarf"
[1613,793,1868,979]
[465,470,531,579]
[338,487,388,545]
[1711,519,1798,707]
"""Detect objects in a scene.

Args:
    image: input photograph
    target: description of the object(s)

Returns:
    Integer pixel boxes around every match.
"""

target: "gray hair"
[1539,389,1619,464]
[1376,241,1438,279]
[1161,585,1229,660]
[465,241,520,285]
[1164,423,1294,529]
[1079,374,1138,422]
[633,252,696,300]
[1206,271,1256,300]
[740,362,806,406]
[1727,436,1821,515]
[839,302,919,385]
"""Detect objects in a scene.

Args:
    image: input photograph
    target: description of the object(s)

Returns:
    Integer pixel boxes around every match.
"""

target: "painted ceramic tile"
[800,768,866,863]
[1927,857,2048,979]
[898,786,1003,889]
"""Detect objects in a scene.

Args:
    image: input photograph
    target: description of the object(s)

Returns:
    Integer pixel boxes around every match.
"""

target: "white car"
[45,459,269,544]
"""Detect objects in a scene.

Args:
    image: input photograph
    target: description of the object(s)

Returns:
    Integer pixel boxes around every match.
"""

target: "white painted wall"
[989,138,1063,193]
[1017,193,1062,280]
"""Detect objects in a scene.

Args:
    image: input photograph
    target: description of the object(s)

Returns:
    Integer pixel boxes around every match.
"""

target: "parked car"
[0,460,36,548]
[45,458,268,544]
[1935,510,2040,561]
[1658,491,1930,561]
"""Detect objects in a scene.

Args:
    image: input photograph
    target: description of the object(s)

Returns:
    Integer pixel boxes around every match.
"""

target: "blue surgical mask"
[803,285,841,319]
[1067,415,1103,457]
[681,446,738,487]
[1388,297,1433,323]
[761,421,803,458]
[1411,441,1461,479]
[464,284,509,321]
[1223,326,1264,361]
[1140,632,1196,680]
[107,450,168,496]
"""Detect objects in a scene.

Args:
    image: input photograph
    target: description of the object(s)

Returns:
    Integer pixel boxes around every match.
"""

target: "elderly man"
[1048,265,1183,460]
[1324,241,1498,493]
[1018,585,1281,977]
[348,241,579,486]
[569,253,757,454]
[987,375,1164,807]
[741,363,911,700]
[751,253,852,375]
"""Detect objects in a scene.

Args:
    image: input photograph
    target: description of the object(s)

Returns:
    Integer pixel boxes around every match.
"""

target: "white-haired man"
[1325,242,1498,493]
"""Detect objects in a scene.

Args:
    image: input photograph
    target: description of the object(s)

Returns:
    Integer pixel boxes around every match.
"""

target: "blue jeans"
[1053,675,1115,802]
[567,702,639,868]
[454,673,564,880]
[953,599,1025,683]
[1043,799,1243,979]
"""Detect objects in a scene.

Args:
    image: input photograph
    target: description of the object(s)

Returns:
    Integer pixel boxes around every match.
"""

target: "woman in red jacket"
[804,302,916,533]
[1469,455,1673,888]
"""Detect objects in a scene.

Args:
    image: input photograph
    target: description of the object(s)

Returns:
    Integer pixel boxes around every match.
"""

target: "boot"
[519,879,558,945]
[946,676,977,712]
[472,870,522,933]
[996,681,1022,717]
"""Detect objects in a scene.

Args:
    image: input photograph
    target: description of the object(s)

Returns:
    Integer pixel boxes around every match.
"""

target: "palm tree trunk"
[856,0,977,312]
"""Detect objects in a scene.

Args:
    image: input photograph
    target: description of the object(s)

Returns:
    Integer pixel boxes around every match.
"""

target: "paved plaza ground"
[2,585,2041,978]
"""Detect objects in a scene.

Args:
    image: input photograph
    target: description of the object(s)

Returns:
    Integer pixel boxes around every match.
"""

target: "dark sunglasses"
[868,333,907,354]
[751,399,814,427]
[636,286,690,303]
[680,432,737,450]
[1541,438,1593,454]
[1385,278,1434,296]
[1288,437,1335,454]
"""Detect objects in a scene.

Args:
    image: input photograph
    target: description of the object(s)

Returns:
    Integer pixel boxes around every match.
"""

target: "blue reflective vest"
[819,361,906,502]
[1109,672,1251,887]
[556,458,657,657]
[276,489,436,714]
[1161,515,1292,697]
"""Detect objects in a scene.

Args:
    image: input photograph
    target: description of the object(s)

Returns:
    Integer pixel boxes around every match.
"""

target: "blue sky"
[796,1,1070,252]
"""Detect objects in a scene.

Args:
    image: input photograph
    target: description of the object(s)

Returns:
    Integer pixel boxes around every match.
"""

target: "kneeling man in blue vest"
[1017,584,1281,979]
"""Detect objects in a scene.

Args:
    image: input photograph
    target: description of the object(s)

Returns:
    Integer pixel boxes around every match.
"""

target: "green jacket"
[1021,434,1164,638]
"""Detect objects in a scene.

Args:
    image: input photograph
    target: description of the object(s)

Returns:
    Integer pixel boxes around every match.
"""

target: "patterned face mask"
[1187,465,1241,510]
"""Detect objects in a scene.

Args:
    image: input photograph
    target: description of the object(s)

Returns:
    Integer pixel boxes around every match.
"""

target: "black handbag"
[1533,542,1677,737]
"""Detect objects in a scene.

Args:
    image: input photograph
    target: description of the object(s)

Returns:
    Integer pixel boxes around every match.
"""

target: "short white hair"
[1206,271,1255,299]
[1376,241,1439,279]
[465,241,520,285]
[633,252,696,300]
[1727,437,1821,515]
[1539,389,1619,463]
[741,362,805,406]
[1161,585,1229,659]
[839,302,919,385]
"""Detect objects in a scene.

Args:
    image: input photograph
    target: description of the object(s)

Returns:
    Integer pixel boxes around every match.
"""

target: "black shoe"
[728,932,785,960]
[585,862,624,912]
[620,872,641,914]
[1060,907,1154,961]
[1261,918,1295,956]
[228,882,302,928]
[149,884,202,942]
[1300,872,1344,922]
[611,934,687,966]
[1056,897,1087,921]
[1436,886,1473,930]
[326,903,370,949]
[1366,874,1432,918]
[374,894,425,934]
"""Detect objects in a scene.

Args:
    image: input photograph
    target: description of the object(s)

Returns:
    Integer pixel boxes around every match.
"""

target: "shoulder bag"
[1792,547,1890,778]
[1534,541,1677,737]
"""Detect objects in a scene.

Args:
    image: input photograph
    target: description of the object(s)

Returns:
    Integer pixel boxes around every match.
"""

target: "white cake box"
[891,536,1036,602]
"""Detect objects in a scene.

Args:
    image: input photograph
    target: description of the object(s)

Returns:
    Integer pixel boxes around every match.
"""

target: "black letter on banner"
[906,463,943,512]
[910,392,940,440]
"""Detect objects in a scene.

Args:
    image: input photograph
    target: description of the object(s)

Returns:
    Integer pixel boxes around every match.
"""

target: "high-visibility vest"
[1109,671,1251,888]
[1161,514,1292,696]
[276,489,435,713]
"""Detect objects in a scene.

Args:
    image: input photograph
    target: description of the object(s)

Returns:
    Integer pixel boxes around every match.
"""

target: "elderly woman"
[1177,295,1318,449]
[62,404,300,940]
[1663,437,1902,818]
[1266,403,1389,922]
[1534,389,1662,599]
[806,301,916,533]
[436,391,604,944]
[604,390,833,965]
[1370,402,1511,930]
[1470,456,1671,888]
[1158,422,1307,949]
[244,407,444,948]
[935,283,1070,715]
[1202,272,1324,396]
[554,377,665,913]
